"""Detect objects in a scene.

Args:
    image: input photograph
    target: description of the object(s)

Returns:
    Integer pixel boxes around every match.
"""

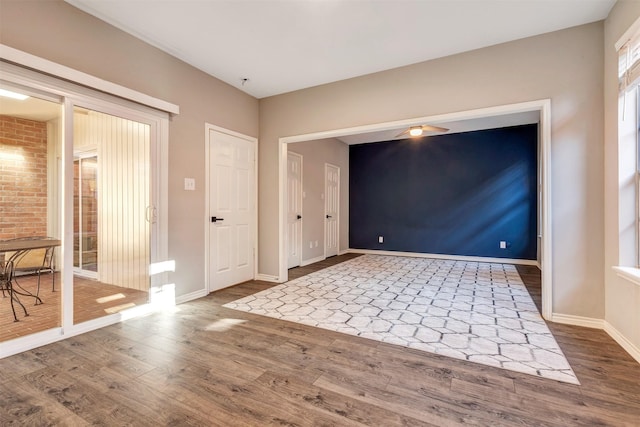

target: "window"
[617,17,640,267]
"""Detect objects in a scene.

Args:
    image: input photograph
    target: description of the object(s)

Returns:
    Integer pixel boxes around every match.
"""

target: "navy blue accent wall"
[349,124,538,259]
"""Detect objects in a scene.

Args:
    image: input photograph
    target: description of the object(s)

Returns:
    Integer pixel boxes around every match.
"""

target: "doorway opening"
[73,154,98,278]
[279,100,552,319]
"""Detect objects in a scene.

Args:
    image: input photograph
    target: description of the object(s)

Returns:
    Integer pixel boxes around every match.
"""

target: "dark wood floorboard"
[1,254,639,426]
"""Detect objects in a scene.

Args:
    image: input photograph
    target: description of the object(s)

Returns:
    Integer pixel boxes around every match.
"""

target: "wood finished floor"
[0,274,149,342]
[1,254,639,426]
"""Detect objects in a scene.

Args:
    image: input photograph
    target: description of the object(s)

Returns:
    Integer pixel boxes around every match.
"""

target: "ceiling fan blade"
[421,125,449,133]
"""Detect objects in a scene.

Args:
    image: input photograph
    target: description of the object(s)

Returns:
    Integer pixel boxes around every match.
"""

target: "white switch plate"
[378,236,384,243]
[500,241,507,249]
[184,178,195,191]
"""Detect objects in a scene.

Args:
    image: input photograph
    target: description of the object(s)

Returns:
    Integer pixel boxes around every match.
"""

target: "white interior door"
[287,151,303,268]
[325,163,339,258]
[209,129,256,291]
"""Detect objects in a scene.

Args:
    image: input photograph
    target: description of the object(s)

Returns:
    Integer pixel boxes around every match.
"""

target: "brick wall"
[0,115,48,240]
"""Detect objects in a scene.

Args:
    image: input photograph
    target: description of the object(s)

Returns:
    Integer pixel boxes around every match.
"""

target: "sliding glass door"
[0,59,168,358]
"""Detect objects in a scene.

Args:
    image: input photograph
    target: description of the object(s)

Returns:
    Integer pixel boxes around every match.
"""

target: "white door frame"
[324,163,340,258]
[278,99,553,320]
[204,123,258,293]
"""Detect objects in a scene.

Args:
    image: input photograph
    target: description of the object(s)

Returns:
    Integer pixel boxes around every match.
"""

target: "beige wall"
[0,0,259,296]
[260,23,605,318]
[289,138,349,262]
[604,1,640,355]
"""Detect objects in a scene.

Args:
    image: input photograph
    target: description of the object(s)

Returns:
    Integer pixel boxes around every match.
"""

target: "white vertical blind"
[76,110,150,290]
[618,17,640,93]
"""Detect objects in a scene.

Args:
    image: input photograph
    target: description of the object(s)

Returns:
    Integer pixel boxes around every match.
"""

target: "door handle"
[211,216,225,223]
[297,215,302,220]
[326,215,332,219]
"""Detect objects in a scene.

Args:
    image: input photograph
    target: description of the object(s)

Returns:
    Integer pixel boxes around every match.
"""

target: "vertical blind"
[75,110,150,291]
[98,112,150,291]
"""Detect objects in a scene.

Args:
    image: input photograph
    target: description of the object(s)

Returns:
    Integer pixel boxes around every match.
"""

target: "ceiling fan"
[396,124,449,138]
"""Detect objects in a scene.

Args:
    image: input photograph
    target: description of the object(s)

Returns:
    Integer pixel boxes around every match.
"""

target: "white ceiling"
[64,0,615,99]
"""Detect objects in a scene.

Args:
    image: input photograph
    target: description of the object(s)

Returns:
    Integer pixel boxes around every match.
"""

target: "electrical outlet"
[500,241,507,249]
[378,236,384,244]
[309,242,313,248]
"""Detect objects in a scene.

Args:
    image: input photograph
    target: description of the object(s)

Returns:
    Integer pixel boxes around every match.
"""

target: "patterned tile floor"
[224,254,579,384]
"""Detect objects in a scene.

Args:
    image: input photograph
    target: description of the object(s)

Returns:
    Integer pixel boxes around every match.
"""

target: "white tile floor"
[224,254,579,384]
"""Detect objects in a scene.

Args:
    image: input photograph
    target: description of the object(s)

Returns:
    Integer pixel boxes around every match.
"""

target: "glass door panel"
[72,107,151,324]
[0,87,63,343]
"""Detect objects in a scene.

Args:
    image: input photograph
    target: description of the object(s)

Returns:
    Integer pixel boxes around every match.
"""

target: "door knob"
[326,215,332,219]
[211,216,225,223]
[297,215,302,220]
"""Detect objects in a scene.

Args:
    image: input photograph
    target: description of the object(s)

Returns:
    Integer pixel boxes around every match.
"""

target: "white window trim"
[613,266,640,288]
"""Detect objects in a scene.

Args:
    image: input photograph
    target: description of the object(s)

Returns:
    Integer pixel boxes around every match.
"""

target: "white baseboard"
[550,314,640,365]
[550,313,605,329]
[301,255,325,267]
[255,273,281,283]
[175,288,208,305]
[604,321,640,364]
[347,248,538,266]
[339,249,350,256]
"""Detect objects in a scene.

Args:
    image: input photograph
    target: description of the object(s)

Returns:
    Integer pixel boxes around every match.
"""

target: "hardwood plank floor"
[1,254,639,426]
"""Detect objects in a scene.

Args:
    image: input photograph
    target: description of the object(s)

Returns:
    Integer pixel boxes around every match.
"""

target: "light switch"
[184,178,196,191]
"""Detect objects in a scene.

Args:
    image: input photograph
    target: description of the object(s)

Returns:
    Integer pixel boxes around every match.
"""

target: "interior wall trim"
[175,289,208,305]
[551,313,605,329]
[301,255,326,267]
[551,314,639,364]
[604,321,640,364]
[255,274,281,283]
[0,44,179,115]
[347,248,539,266]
